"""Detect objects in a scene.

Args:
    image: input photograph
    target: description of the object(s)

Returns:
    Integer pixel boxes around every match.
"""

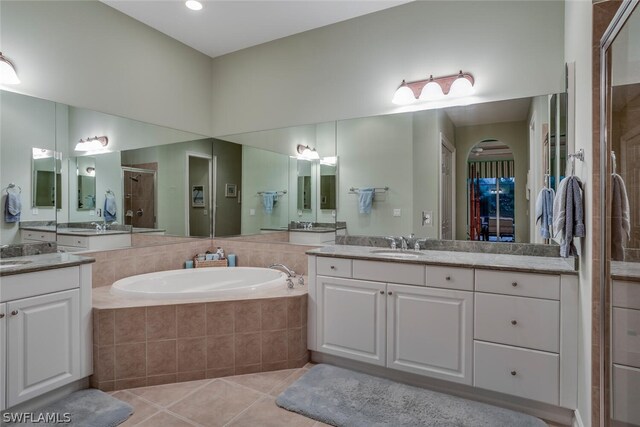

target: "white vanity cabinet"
[612,280,640,426]
[20,229,56,243]
[308,254,579,411]
[0,302,6,412]
[386,284,473,384]
[314,259,475,385]
[317,276,386,365]
[0,264,92,410]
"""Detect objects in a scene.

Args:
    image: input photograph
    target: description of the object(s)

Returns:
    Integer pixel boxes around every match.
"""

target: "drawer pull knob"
[330,266,336,270]
[445,276,451,281]
[0,313,4,319]
[511,320,518,326]
[380,290,385,294]
[511,282,518,287]
[510,371,517,376]
[388,291,393,295]
[11,310,18,316]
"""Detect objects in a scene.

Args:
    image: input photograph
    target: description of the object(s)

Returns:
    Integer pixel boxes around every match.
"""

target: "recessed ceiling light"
[185,0,203,11]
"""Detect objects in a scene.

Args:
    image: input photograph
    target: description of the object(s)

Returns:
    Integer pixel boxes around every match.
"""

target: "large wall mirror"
[1,88,566,250]
[602,3,640,426]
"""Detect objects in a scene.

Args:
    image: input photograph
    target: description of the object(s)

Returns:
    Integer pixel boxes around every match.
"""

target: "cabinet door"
[317,276,386,365]
[7,289,80,408]
[0,302,6,411]
[387,284,473,385]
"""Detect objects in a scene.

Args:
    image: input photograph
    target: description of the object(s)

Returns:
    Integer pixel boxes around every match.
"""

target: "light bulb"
[185,0,203,11]
[419,80,445,101]
[449,75,474,97]
[392,81,416,105]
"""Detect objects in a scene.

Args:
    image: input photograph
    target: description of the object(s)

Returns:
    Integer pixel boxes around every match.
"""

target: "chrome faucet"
[400,233,415,251]
[91,222,105,232]
[268,263,296,277]
[385,237,398,250]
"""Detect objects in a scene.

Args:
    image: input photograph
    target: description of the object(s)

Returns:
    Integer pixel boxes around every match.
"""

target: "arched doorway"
[467,139,516,242]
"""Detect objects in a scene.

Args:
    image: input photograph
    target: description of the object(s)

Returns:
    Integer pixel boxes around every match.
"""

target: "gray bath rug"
[6,388,133,427]
[276,364,547,427]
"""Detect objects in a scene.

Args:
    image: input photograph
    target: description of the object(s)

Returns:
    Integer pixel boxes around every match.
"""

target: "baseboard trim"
[573,409,585,427]
[312,352,574,426]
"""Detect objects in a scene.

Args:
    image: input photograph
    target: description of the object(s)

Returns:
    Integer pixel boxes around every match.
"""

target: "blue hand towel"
[535,188,555,239]
[104,193,117,222]
[358,188,375,214]
[262,192,277,214]
[4,191,21,223]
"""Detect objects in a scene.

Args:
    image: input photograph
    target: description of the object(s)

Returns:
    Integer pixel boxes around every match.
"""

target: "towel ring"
[3,183,21,194]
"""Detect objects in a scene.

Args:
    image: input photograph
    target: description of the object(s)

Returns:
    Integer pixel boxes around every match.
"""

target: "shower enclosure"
[121,166,157,229]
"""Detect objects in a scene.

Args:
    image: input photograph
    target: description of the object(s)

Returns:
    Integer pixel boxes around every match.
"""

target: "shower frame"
[121,166,158,229]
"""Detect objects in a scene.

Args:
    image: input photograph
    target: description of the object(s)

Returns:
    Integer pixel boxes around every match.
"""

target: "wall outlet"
[249,209,256,216]
[31,207,38,215]
[331,210,336,218]
[203,209,208,215]
[393,209,402,217]
[422,211,433,226]
[89,210,95,216]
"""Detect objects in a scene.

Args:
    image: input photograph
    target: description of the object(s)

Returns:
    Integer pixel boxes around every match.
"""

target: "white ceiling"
[101,0,409,58]
[443,97,533,127]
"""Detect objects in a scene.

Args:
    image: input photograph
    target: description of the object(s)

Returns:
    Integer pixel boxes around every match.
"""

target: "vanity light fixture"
[75,136,109,152]
[185,0,203,11]
[392,70,475,105]
[296,144,320,160]
[0,52,20,85]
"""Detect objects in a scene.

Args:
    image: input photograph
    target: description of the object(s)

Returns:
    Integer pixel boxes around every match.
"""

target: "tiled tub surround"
[91,294,309,391]
[89,239,317,288]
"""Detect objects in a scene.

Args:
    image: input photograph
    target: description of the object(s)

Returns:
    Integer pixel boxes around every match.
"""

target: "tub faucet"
[268,263,296,277]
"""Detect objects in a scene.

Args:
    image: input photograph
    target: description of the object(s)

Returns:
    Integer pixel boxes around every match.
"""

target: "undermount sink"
[0,260,33,269]
[370,250,424,259]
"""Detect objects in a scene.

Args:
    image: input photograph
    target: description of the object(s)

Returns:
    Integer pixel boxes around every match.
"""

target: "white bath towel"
[611,173,630,261]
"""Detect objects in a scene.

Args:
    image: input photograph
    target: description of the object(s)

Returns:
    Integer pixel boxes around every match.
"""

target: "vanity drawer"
[475,293,559,353]
[613,364,640,425]
[474,341,559,405]
[317,257,352,278]
[475,270,560,300]
[426,266,473,291]
[21,230,56,242]
[56,234,89,248]
[613,280,640,310]
[0,267,80,302]
[353,260,424,286]
[613,307,640,368]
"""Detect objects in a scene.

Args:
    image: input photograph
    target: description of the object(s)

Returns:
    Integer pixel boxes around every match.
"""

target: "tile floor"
[112,365,326,426]
[113,364,567,427]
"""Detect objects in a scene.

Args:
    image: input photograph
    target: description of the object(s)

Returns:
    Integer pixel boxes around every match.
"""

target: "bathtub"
[110,267,287,299]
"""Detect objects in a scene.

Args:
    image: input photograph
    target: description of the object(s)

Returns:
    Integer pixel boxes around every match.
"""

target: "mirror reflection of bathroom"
[467,140,516,242]
[121,167,156,230]
[297,159,312,212]
[76,156,96,211]
[31,147,60,208]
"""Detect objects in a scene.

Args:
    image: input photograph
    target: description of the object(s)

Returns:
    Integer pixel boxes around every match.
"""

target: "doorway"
[121,166,157,229]
[467,140,516,242]
[186,152,214,237]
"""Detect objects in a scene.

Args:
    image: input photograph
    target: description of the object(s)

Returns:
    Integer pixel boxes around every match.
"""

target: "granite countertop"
[289,227,340,233]
[611,261,640,282]
[132,227,167,233]
[307,245,578,275]
[56,228,131,236]
[20,225,57,232]
[0,252,95,276]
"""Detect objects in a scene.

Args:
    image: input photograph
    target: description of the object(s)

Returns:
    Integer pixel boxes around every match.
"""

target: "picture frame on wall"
[225,183,237,198]
[192,185,205,207]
